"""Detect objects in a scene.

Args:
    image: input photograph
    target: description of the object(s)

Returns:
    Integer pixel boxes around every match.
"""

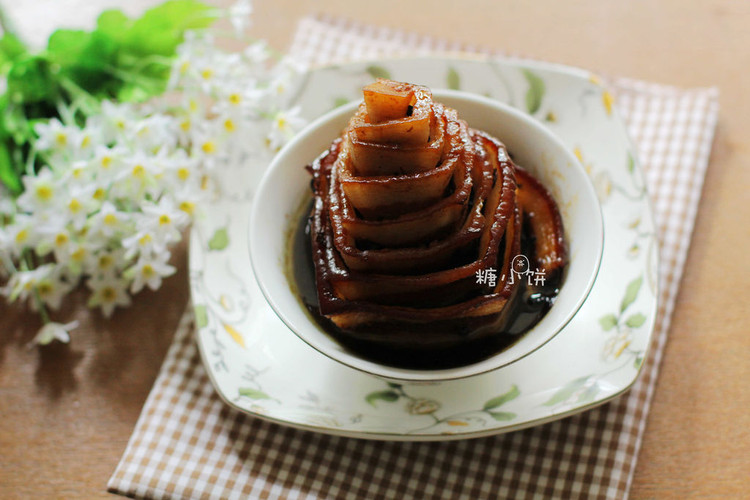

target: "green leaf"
[487,411,516,421]
[238,387,272,400]
[634,354,644,369]
[47,29,120,96]
[620,276,643,313]
[0,142,22,195]
[446,67,460,90]
[625,312,647,328]
[207,227,229,251]
[365,390,399,407]
[0,34,28,75]
[598,314,618,331]
[6,55,58,103]
[483,384,520,410]
[194,304,208,328]
[522,69,545,114]
[575,384,600,405]
[365,65,391,80]
[96,9,131,46]
[627,152,635,173]
[333,96,350,109]
[116,82,154,103]
[542,376,590,406]
[124,0,217,57]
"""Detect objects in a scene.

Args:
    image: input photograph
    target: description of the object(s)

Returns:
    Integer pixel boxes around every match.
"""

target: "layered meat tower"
[305,79,566,365]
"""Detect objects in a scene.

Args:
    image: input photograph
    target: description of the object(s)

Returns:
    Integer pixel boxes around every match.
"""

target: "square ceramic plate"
[190,56,658,441]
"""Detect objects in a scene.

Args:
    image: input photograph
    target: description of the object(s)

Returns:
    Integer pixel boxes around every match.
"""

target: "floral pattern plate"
[190,57,658,440]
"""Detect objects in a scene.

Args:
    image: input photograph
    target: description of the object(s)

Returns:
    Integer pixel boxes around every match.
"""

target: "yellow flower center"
[99,255,113,269]
[93,188,106,201]
[69,198,82,213]
[104,213,117,226]
[71,248,86,261]
[36,185,54,202]
[81,135,92,148]
[180,119,191,132]
[224,119,235,132]
[177,167,190,181]
[159,214,171,226]
[55,233,68,246]
[132,164,146,178]
[15,229,28,244]
[101,156,113,169]
[201,68,213,80]
[229,93,241,105]
[142,264,155,277]
[37,282,53,296]
[101,287,116,302]
[201,141,216,154]
[179,201,195,215]
[138,234,152,246]
[55,132,67,146]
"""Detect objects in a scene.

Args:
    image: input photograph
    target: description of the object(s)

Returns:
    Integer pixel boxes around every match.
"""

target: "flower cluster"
[0,0,306,344]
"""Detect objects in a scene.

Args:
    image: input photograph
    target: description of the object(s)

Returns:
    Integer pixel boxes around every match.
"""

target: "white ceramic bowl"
[249,90,603,382]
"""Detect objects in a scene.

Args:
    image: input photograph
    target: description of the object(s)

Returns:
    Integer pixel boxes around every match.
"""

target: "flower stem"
[32,287,51,324]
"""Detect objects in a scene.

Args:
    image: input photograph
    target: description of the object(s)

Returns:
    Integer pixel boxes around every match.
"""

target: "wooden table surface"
[1,1,748,498]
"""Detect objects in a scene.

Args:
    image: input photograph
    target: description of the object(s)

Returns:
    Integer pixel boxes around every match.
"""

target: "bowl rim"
[249,89,604,382]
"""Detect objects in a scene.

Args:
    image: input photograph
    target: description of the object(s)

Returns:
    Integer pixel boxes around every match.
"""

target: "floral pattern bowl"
[249,90,604,382]
[190,56,658,440]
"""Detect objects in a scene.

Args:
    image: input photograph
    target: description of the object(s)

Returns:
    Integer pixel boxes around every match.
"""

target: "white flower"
[189,122,224,169]
[63,160,95,187]
[171,185,205,220]
[87,145,126,184]
[97,100,139,144]
[122,228,166,261]
[138,197,189,244]
[17,168,63,213]
[111,151,162,201]
[33,118,76,156]
[71,123,101,160]
[88,201,131,240]
[33,265,74,310]
[32,321,79,345]
[89,248,126,277]
[66,240,97,277]
[267,106,306,151]
[124,252,176,293]
[86,273,131,317]
[228,0,253,35]
[130,114,178,154]
[3,215,39,259]
[4,265,53,303]
[35,223,76,263]
[162,149,200,190]
[268,58,306,99]
[60,184,98,231]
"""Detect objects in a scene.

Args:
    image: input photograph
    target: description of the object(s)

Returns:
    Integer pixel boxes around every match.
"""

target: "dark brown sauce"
[289,200,563,370]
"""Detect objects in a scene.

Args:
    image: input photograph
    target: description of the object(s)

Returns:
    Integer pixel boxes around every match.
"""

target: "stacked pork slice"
[306,79,566,360]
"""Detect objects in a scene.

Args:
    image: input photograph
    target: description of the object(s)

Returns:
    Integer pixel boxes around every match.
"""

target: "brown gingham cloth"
[108,16,719,500]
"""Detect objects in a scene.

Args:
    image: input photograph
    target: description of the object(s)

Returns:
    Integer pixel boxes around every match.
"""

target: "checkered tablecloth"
[108,16,719,500]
